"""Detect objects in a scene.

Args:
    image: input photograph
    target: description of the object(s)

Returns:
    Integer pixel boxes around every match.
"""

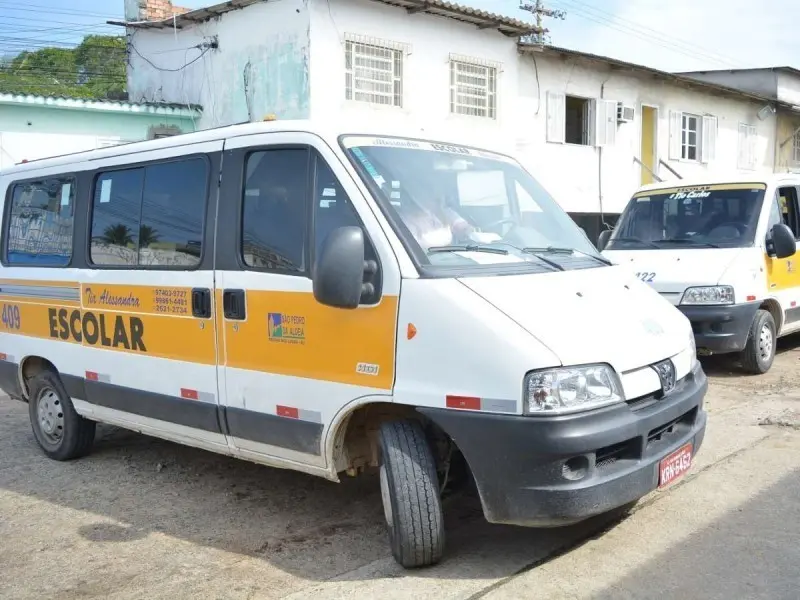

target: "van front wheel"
[741,309,776,374]
[378,420,445,568]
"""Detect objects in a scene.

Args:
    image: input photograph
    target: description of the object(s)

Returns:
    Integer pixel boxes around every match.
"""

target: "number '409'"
[1,304,21,330]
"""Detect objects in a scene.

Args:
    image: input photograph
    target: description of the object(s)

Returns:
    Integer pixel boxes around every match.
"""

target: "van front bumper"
[679,301,759,354]
[417,364,707,527]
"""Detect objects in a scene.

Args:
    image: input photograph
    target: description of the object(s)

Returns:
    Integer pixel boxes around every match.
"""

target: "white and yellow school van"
[599,175,800,374]
[0,121,707,567]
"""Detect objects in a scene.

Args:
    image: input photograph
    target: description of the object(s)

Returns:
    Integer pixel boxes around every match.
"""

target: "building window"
[738,123,758,170]
[449,55,497,119]
[345,34,404,107]
[5,176,75,266]
[681,113,700,160]
[669,111,717,163]
[565,96,593,145]
[241,148,309,272]
[90,158,207,267]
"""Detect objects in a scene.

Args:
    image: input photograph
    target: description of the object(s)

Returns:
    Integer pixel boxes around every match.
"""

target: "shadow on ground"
[0,399,623,584]
[700,333,800,379]
[591,467,800,600]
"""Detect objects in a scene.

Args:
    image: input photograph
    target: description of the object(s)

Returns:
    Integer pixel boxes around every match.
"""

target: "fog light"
[562,456,590,481]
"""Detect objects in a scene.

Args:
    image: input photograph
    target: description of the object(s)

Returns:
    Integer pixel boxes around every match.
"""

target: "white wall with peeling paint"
[127,0,311,129]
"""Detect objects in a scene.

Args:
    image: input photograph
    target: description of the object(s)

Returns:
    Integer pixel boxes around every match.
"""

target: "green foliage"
[0,35,127,99]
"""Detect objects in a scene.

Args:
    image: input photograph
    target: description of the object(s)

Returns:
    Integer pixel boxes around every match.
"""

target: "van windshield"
[607,183,767,250]
[340,135,605,274]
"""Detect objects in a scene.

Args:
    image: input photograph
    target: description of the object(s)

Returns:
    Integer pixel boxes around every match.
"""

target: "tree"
[138,225,160,247]
[102,224,134,247]
[0,35,127,99]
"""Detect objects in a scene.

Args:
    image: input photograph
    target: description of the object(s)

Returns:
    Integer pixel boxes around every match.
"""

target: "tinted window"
[313,156,362,258]
[6,176,75,266]
[90,158,207,267]
[241,149,308,271]
[140,160,207,266]
[91,168,144,266]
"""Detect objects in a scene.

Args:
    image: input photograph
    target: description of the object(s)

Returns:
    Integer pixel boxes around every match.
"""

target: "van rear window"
[5,176,75,266]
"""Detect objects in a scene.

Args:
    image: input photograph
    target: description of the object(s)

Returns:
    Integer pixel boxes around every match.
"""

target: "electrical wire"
[129,43,211,73]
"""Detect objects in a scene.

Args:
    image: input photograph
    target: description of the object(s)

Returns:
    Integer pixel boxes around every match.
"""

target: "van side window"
[5,176,75,266]
[91,158,207,267]
[777,187,800,238]
[241,149,308,272]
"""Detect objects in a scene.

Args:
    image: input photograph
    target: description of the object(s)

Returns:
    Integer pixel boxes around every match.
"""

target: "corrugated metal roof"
[520,44,798,109]
[0,92,202,115]
[111,0,540,37]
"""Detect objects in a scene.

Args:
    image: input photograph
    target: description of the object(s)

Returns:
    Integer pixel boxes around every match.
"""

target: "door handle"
[191,288,211,319]
[223,289,246,320]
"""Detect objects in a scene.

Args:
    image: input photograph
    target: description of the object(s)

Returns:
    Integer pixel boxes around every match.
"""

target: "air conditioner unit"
[617,103,635,123]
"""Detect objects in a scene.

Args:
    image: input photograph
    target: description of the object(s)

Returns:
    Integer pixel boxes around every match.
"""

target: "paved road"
[1,344,799,599]
[593,466,800,600]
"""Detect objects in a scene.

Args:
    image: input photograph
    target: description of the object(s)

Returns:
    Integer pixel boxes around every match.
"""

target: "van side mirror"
[313,226,367,309]
[597,229,612,251]
[768,223,796,259]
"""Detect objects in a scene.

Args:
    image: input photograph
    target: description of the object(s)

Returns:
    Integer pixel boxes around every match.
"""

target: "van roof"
[636,172,800,194]
[0,119,509,177]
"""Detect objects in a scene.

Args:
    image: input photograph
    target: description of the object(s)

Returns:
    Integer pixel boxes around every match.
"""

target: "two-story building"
[117,0,794,240]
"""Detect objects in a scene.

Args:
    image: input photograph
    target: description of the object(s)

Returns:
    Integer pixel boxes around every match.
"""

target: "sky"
[2,0,799,73]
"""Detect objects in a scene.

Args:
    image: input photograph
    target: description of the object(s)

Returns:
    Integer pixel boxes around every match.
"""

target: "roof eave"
[0,93,202,117]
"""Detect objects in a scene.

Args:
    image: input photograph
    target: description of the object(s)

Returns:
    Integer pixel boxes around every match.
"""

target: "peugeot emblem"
[652,359,677,394]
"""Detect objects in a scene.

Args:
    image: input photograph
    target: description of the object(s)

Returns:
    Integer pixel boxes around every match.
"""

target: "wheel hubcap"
[379,464,393,527]
[759,324,773,361]
[37,387,64,444]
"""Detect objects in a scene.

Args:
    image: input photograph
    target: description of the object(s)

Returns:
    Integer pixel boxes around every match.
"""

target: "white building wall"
[308,0,519,151]
[126,0,311,130]
[516,53,777,216]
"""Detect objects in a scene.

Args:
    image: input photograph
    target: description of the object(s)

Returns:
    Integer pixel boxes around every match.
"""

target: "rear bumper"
[679,302,759,354]
[418,364,707,527]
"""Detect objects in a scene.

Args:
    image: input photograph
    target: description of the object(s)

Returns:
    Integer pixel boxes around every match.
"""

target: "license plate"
[658,442,693,488]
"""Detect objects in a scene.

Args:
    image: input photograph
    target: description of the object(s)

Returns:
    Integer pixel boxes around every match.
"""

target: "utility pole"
[519,0,566,44]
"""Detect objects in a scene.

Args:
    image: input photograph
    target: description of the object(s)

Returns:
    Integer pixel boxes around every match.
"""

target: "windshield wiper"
[523,246,613,266]
[427,244,509,255]
[609,236,661,249]
[659,238,720,248]
[517,247,565,271]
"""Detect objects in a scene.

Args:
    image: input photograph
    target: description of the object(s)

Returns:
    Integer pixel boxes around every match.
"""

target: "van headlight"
[524,364,624,415]
[680,285,734,305]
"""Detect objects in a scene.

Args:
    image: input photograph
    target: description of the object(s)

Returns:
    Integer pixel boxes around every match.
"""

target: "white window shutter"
[595,99,617,147]
[737,123,748,169]
[669,111,682,160]
[546,91,565,143]
[748,125,758,169]
[701,115,717,163]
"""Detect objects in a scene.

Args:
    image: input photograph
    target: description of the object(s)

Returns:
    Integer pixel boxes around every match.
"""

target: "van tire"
[740,309,776,374]
[378,419,445,568]
[28,370,95,461]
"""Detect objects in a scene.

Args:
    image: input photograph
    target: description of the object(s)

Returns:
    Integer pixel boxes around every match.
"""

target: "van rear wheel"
[378,419,445,568]
[28,370,96,461]
[740,309,776,374]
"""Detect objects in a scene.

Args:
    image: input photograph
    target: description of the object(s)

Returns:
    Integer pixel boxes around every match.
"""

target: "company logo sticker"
[267,313,305,344]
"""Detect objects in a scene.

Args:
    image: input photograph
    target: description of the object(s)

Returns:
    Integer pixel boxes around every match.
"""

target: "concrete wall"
[126,0,311,129]
[0,104,195,170]
[776,111,800,172]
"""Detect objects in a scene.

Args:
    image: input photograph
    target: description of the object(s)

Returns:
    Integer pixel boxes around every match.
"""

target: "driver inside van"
[398,187,473,249]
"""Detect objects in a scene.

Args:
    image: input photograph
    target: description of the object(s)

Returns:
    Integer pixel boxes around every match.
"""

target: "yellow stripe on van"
[633,182,767,197]
[222,290,398,389]
[3,299,217,364]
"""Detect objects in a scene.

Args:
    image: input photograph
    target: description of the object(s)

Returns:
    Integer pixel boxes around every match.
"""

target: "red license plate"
[658,443,693,488]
